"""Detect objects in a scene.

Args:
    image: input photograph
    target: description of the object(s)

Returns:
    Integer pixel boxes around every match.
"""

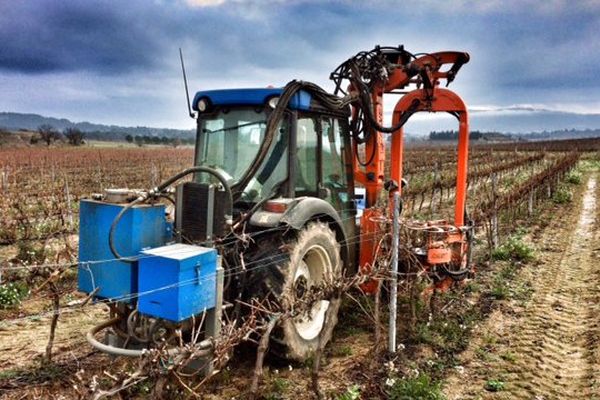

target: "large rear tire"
[248,221,342,361]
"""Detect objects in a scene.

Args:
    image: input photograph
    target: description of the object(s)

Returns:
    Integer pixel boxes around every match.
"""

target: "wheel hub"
[292,245,332,341]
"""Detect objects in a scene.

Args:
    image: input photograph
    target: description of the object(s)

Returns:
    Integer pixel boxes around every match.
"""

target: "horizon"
[1,1,600,132]
[4,110,600,139]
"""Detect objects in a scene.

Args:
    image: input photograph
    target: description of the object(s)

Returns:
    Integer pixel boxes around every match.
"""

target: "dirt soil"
[0,301,106,371]
[1,170,598,399]
[443,173,600,399]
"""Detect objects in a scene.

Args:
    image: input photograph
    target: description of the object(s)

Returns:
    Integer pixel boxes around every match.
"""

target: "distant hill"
[425,128,600,143]
[471,109,600,134]
[516,128,600,141]
[2,111,600,144]
[0,112,194,141]
[397,108,600,135]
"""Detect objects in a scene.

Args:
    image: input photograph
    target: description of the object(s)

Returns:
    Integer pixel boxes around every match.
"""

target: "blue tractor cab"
[192,88,312,112]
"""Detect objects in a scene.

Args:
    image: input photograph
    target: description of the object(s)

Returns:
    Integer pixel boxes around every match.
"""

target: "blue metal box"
[137,244,218,322]
[78,199,167,302]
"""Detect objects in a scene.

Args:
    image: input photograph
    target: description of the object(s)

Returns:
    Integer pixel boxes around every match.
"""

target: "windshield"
[195,107,288,202]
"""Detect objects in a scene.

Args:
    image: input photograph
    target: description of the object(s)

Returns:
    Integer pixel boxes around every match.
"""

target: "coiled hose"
[108,166,233,263]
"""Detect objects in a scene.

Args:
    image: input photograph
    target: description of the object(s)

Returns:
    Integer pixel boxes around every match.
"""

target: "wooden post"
[528,190,534,216]
[64,178,74,230]
[491,172,499,248]
[430,165,439,215]
[1,168,6,193]
[151,163,158,187]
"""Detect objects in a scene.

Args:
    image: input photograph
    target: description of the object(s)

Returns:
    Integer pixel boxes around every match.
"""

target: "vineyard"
[0,139,598,399]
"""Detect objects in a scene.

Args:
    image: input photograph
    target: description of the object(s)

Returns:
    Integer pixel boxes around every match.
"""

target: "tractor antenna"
[179,48,194,119]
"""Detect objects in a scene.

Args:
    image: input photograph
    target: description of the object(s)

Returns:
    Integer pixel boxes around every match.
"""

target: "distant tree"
[470,130,483,140]
[64,127,85,146]
[172,138,181,148]
[429,130,488,141]
[134,135,144,147]
[125,134,133,143]
[429,130,457,141]
[38,124,59,146]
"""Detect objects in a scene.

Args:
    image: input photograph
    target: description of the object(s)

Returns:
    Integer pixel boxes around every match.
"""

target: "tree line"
[429,130,510,141]
[124,134,194,147]
[30,125,193,147]
[31,124,86,146]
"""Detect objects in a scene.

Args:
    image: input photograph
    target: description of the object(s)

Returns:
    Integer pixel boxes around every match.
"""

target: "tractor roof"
[192,88,311,112]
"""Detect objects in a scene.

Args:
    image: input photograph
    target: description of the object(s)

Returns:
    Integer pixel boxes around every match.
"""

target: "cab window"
[295,117,319,196]
[321,118,350,209]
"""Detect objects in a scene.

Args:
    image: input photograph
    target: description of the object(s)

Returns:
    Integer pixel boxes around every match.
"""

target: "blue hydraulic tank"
[137,243,218,322]
[78,199,168,302]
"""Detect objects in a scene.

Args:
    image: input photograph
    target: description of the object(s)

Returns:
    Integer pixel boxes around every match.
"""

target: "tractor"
[79,45,473,369]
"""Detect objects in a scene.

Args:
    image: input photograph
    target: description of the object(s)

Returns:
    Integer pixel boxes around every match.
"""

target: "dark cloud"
[469,7,600,90]
[0,1,167,74]
[4,0,598,88]
[0,0,599,128]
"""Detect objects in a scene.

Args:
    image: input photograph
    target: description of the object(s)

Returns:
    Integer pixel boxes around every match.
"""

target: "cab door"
[321,116,357,272]
[293,113,357,271]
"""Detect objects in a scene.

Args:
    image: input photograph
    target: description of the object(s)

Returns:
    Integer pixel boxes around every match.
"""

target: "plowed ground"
[444,174,600,399]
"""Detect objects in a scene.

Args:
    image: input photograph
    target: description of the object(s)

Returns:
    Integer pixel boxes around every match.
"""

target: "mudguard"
[249,197,352,272]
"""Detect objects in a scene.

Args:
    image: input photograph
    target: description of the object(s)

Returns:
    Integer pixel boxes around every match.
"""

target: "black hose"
[232,80,353,198]
[108,195,146,263]
[329,46,425,143]
[108,166,234,263]
[154,166,231,198]
[153,166,233,219]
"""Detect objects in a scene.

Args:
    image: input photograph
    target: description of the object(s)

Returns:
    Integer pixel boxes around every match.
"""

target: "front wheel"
[249,221,342,361]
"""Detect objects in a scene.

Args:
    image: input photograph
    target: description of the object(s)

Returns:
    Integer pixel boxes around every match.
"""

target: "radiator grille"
[176,182,229,243]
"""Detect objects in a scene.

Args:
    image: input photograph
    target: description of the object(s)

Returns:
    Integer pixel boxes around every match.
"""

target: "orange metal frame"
[356,51,470,287]
[390,88,469,226]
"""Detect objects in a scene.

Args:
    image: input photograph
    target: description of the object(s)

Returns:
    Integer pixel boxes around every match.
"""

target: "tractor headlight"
[267,96,279,109]
[197,98,209,112]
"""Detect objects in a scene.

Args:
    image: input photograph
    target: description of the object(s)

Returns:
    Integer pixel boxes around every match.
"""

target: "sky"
[1,0,599,133]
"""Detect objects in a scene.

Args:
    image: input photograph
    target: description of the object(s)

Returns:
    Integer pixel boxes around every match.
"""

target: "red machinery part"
[355,51,471,292]
[391,87,469,227]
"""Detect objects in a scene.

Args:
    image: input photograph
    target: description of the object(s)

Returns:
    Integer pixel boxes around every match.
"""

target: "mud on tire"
[246,221,342,361]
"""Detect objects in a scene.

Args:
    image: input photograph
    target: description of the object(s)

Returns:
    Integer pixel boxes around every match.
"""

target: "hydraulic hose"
[108,195,147,263]
[329,47,426,143]
[153,166,230,197]
[87,317,213,358]
[232,80,303,196]
[232,80,353,197]
[108,166,234,263]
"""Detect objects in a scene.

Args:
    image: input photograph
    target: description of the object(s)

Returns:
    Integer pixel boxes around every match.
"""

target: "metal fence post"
[389,192,400,353]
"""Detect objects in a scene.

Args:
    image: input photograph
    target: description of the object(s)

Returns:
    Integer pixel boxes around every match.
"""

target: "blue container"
[78,199,167,302]
[137,244,218,322]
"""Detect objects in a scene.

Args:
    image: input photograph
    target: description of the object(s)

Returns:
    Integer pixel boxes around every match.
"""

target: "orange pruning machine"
[330,47,474,291]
